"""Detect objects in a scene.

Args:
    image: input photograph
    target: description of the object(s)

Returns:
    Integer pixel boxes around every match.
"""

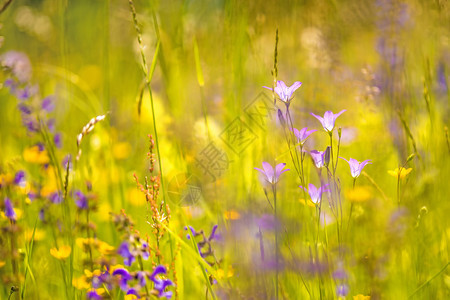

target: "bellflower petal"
[263,80,302,105]
[340,157,372,178]
[255,162,289,184]
[311,110,346,132]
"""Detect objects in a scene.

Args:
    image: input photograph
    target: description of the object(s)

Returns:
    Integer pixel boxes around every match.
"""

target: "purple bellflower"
[291,127,317,146]
[4,197,16,220]
[340,157,372,178]
[263,80,302,106]
[299,183,330,204]
[311,110,346,132]
[310,150,327,169]
[254,162,290,184]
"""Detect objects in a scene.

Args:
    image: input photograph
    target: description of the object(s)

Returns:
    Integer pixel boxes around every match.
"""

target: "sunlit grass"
[0,0,449,299]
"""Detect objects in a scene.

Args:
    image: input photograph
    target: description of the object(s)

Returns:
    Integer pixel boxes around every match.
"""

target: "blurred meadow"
[0,0,449,299]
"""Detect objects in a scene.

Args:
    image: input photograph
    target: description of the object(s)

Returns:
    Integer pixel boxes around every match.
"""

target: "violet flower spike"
[263,80,302,105]
[4,197,16,221]
[254,162,290,184]
[291,127,317,146]
[299,183,330,204]
[340,157,372,178]
[310,110,346,132]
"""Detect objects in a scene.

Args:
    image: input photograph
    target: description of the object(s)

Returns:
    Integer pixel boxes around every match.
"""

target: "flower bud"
[324,146,331,167]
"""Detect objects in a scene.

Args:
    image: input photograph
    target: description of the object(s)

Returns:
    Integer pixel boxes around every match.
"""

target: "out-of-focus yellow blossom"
[217,265,234,279]
[124,295,139,300]
[87,288,105,295]
[353,295,370,300]
[97,202,113,222]
[346,186,372,202]
[1,208,23,220]
[299,198,316,207]
[113,142,132,160]
[85,269,102,278]
[40,166,59,197]
[224,210,240,220]
[50,245,71,260]
[0,173,13,186]
[388,167,412,179]
[0,261,5,268]
[72,275,90,290]
[24,228,46,241]
[76,238,115,255]
[23,146,50,164]
[128,188,146,207]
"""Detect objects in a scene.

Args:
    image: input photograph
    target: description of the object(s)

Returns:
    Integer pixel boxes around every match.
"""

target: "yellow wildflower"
[217,265,234,279]
[72,275,90,290]
[1,208,23,220]
[0,173,13,186]
[40,166,58,197]
[388,167,412,179]
[85,269,102,278]
[346,186,372,203]
[128,188,146,207]
[124,295,138,300]
[113,142,132,160]
[24,228,46,241]
[50,245,71,260]
[98,240,115,255]
[224,210,241,220]
[23,146,50,164]
[353,295,370,300]
[0,261,5,268]
[299,198,316,207]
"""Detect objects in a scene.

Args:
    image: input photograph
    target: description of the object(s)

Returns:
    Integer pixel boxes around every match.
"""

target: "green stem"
[272,184,279,300]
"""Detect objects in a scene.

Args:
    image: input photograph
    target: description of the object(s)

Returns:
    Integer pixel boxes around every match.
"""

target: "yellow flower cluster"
[50,245,72,260]
[388,167,412,179]
[75,237,115,255]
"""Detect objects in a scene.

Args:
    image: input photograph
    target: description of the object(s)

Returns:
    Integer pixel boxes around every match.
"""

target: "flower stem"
[272,184,279,300]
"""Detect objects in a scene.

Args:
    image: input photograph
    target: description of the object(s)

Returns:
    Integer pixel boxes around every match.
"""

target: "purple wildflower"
[291,127,317,146]
[1,51,32,83]
[310,110,346,132]
[137,271,147,287]
[336,283,349,297]
[263,80,302,106]
[310,150,327,168]
[112,268,133,291]
[54,132,62,148]
[4,197,16,220]
[299,183,330,204]
[47,119,55,132]
[74,190,88,210]
[14,170,26,187]
[340,157,372,178]
[49,192,63,204]
[41,96,55,112]
[126,288,139,297]
[118,242,135,266]
[86,290,102,300]
[254,162,290,184]
[149,265,174,299]
[141,241,150,260]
